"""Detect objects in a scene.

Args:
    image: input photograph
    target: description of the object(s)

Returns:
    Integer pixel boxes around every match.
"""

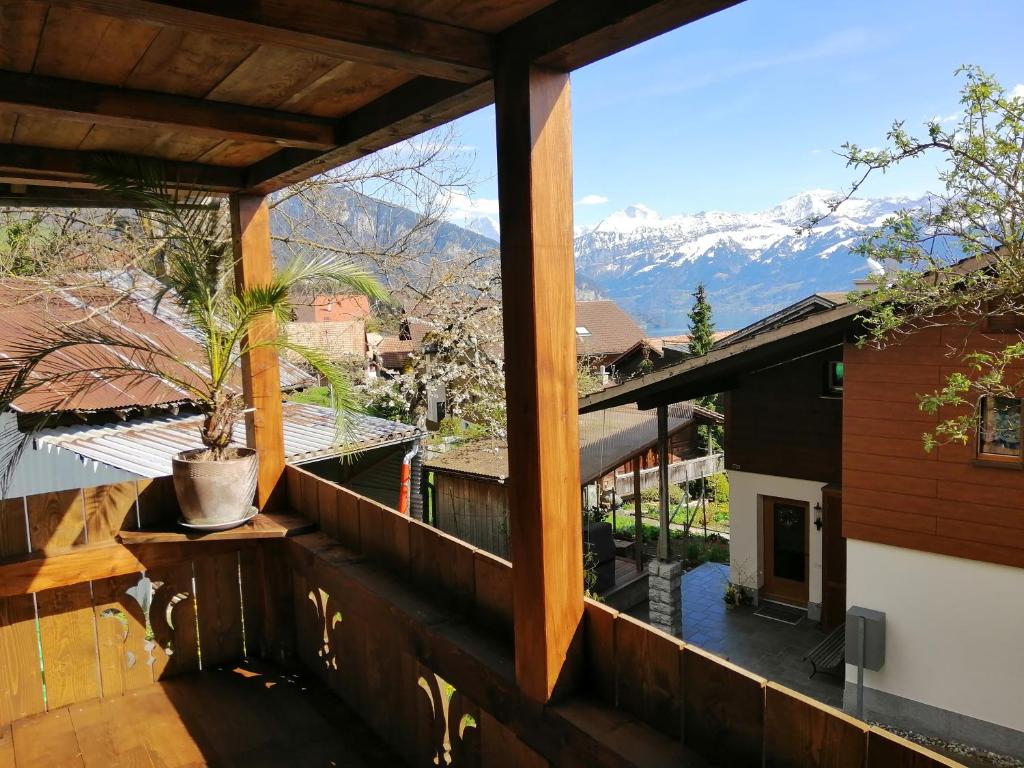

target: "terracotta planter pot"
[171,448,258,527]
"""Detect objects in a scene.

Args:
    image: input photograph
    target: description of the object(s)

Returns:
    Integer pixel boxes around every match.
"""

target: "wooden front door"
[761,496,810,605]
[820,486,847,629]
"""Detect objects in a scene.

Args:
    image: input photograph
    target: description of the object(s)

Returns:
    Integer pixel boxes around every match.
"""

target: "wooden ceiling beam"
[47,0,493,83]
[0,70,337,151]
[500,0,744,71]
[0,183,208,209]
[0,145,244,194]
[243,77,493,195]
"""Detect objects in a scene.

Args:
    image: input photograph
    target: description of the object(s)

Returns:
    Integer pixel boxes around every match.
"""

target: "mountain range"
[276,186,923,335]
[464,189,924,334]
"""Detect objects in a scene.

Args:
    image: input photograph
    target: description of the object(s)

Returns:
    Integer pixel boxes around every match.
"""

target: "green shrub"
[640,484,685,506]
[685,539,704,562]
[708,544,729,563]
[706,472,729,504]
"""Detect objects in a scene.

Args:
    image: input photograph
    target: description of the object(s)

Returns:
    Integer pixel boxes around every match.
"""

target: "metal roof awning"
[579,302,861,413]
[34,401,420,479]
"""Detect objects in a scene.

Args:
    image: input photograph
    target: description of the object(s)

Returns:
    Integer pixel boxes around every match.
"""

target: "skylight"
[576,326,591,336]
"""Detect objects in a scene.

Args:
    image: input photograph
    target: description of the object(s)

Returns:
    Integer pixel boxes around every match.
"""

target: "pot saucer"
[178,506,258,532]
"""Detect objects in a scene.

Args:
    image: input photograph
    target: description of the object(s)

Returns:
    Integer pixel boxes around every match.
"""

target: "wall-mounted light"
[813,502,823,530]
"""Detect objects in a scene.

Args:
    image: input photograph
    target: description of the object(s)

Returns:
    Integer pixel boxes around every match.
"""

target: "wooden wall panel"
[26,489,86,554]
[194,552,245,667]
[0,500,28,560]
[36,583,101,710]
[763,683,867,767]
[842,329,1024,569]
[479,710,549,768]
[472,550,513,638]
[149,560,200,680]
[136,477,177,528]
[82,482,138,544]
[726,347,843,483]
[614,614,683,739]
[683,645,765,767]
[0,595,44,725]
[92,573,154,698]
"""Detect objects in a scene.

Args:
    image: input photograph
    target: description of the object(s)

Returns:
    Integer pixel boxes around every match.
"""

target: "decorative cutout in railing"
[110,572,193,667]
[417,672,478,766]
[307,588,342,671]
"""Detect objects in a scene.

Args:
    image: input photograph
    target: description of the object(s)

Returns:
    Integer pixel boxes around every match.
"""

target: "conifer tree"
[687,284,721,452]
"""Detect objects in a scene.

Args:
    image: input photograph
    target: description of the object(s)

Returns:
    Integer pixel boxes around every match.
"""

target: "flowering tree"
[818,66,1024,451]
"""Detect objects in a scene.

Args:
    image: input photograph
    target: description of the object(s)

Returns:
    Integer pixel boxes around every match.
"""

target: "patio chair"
[804,622,846,678]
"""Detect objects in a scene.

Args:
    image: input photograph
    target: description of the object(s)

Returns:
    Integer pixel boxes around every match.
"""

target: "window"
[576,326,591,336]
[978,396,1022,462]
[824,361,844,395]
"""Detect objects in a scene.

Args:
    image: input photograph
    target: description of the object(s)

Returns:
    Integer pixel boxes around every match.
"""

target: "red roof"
[0,275,312,415]
[376,336,416,370]
[293,294,371,323]
[575,301,645,357]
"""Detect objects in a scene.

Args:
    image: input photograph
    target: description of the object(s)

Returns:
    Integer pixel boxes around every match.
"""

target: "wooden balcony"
[0,469,959,767]
[0,1,969,764]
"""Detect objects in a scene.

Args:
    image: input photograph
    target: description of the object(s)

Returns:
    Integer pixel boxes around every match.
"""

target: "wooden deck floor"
[0,661,403,767]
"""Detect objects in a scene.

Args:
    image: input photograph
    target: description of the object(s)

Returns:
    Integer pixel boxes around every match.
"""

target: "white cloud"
[576,194,609,206]
[930,112,960,124]
[446,190,500,218]
[1012,84,1024,99]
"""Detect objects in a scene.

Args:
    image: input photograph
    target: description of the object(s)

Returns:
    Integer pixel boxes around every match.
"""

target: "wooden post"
[633,458,643,572]
[495,60,581,703]
[229,193,285,511]
[657,404,670,561]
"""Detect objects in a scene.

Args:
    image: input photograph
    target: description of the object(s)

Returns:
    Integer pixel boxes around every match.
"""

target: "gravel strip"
[870,722,1024,768]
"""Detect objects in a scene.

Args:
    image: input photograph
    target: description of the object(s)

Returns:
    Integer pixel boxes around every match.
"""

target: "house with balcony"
[0,1,967,766]
[582,287,1024,757]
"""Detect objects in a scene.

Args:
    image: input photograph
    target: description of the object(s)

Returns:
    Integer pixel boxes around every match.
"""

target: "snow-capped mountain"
[574,190,925,333]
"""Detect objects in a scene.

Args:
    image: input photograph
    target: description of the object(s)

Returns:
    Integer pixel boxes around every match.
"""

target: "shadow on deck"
[4,661,403,767]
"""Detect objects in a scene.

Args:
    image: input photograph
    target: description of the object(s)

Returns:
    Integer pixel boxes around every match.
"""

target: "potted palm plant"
[0,162,386,528]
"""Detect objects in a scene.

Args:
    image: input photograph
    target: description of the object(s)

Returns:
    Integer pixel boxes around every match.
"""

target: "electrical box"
[846,606,886,670]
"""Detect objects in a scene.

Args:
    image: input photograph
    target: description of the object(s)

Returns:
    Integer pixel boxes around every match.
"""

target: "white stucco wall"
[1,412,139,499]
[728,470,826,607]
[846,539,1024,733]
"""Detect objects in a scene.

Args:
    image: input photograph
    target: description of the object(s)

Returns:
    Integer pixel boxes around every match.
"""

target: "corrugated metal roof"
[424,403,697,484]
[0,271,313,415]
[34,402,420,478]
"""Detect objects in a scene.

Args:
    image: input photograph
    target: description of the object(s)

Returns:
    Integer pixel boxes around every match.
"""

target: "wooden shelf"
[117,512,315,544]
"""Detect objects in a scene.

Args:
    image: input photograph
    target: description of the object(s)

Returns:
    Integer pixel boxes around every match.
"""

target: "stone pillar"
[648,559,683,638]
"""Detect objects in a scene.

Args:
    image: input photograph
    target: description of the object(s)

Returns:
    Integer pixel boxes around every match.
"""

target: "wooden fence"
[613,453,725,497]
[284,464,961,768]
[0,479,266,726]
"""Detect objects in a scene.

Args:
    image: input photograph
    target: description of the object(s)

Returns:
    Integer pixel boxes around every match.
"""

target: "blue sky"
[447,0,1024,228]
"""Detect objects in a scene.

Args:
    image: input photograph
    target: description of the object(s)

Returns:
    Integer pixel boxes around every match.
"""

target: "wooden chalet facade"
[583,291,1024,757]
[0,1,967,765]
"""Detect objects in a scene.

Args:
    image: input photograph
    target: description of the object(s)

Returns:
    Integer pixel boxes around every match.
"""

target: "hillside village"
[0,2,1021,768]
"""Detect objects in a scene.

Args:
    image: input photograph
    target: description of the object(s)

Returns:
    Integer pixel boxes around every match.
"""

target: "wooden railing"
[0,479,270,724]
[613,453,725,496]
[0,470,960,765]
[283,464,960,768]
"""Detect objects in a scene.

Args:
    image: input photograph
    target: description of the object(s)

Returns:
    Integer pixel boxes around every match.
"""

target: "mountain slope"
[572,190,923,333]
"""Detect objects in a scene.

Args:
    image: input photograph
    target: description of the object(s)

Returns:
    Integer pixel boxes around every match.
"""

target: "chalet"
[581,287,1024,757]
[611,330,736,381]
[575,299,646,370]
[0,1,964,765]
